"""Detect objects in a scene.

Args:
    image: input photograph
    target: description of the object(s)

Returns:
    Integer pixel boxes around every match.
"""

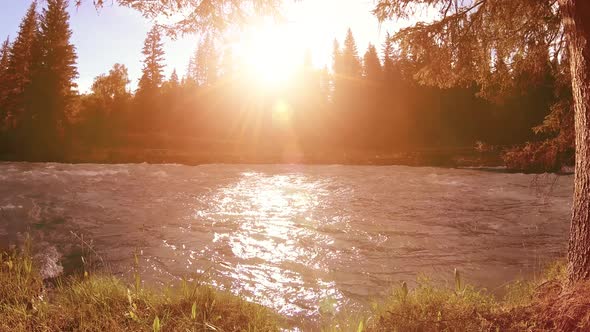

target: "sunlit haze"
[0,0,387,92]
[235,17,304,86]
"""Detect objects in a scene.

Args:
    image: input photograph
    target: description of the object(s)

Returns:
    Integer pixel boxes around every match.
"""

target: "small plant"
[191,301,197,320]
[152,315,161,332]
[5,258,13,271]
[356,319,364,332]
[23,257,32,275]
[133,252,141,293]
[454,268,462,293]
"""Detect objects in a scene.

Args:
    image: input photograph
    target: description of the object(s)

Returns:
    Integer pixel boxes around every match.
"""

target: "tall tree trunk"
[560,0,590,283]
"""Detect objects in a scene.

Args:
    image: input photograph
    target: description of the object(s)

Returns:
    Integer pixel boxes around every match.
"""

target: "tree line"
[0,0,77,160]
[0,1,573,169]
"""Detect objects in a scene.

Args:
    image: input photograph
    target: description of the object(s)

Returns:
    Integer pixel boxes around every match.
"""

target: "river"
[0,162,572,322]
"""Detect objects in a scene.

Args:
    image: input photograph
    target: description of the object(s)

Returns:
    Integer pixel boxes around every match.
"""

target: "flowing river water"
[0,162,573,323]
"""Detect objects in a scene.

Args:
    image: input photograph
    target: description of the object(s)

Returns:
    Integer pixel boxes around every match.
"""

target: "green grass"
[367,278,499,331]
[0,247,280,331]
[3,241,589,332]
[364,262,580,332]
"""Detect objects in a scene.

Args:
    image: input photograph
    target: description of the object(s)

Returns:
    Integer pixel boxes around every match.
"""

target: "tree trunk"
[560,0,590,283]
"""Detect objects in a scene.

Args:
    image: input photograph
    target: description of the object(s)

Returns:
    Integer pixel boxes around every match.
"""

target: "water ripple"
[0,162,573,321]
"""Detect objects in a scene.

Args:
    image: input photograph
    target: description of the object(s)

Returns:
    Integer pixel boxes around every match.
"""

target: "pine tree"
[138,25,165,94]
[0,37,11,129]
[341,28,361,77]
[330,39,343,105]
[189,34,218,86]
[29,0,78,156]
[188,39,198,83]
[332,30,364,145]
[169,69,179,87]
[382,32,395,79]
[135,26,166,132]
[363,43,382,81]
[320,65,331,103]
[332,39,342,74]
[204,36,218,85]
[3,2,39,131]
[186,53,196,84]
[361,43,384,146]
[0,37,10,79]
[163,68,180,92]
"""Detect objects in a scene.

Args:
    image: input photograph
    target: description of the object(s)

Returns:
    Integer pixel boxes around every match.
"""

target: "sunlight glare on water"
[201,172,343,316]
[0,162,573,323]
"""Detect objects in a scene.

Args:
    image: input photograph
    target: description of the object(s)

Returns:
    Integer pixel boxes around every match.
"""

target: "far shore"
[0,146,505,168]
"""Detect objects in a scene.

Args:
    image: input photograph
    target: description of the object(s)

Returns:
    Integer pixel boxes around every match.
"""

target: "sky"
[0,0,394,93]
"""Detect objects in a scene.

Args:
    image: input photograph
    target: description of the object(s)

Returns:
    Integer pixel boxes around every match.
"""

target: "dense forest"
[0,0,574,171]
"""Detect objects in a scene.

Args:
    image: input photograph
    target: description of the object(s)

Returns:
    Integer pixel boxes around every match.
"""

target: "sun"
[234,18,306,87]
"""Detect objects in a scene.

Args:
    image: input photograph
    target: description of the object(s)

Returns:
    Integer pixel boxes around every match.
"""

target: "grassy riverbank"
[2,246,589,331]
[0,248,280,331]
[367,263,572,331]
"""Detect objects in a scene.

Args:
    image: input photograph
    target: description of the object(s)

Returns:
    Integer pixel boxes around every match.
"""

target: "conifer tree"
[3,2,39,132]
[169,69,179,87]
[0,37,11,129]
[204,36,219,85]
[319,65,331,103]
[330,39,343,104]
[341,28,361,77]
[0,37,10,81]
[186,54,196,84]
[331,30,363,145]
[29,0,78,156]
[134,26,166,132]
[187,39,198,83]
[138,25,165,94]
[363,43,382,81]
[189,35,218,86]
[332,39,342,75]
